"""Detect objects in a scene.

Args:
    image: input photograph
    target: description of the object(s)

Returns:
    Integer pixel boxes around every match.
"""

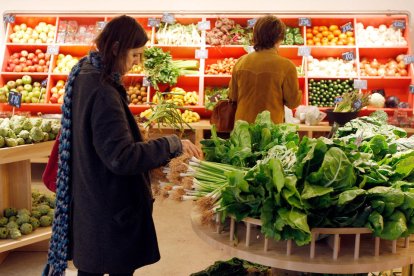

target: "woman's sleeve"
[282,63,302,109]
[90,89,182,175]
[228,60,240,101]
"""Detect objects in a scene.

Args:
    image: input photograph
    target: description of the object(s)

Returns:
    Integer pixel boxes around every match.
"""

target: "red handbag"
[42,131,60,192]
[210,100,237,133]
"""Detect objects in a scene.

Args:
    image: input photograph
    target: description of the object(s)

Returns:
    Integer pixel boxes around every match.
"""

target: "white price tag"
[161,13,175,24]
[197,21,211,31]
[3,14,15,23]
[403,55,414,64]
[392,20,406,30]
[96,21,107,30]
[46,45,60,55]
[195,49,208,59]
[342,51,355,61]
[409,85,414,94]
[353,79,367,90]
[148,18,161,27]
[143,76,151,87]
[298,46,311,57]
[247,18,257,28]
[298,17,311,27]
[244,45,254,53]
[340,22,353,33]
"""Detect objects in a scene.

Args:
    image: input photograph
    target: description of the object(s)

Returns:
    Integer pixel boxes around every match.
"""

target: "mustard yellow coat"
[228,49,302,124]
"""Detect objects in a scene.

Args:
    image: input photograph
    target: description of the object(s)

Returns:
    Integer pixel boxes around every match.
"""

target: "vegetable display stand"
[191,211,414,274]
[0,141,54,263]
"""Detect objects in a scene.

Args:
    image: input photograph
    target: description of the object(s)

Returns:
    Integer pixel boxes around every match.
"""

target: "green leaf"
[338,189,365,206]
[301,181,333,200]
[395,156,414,178]
[269,158,284,193]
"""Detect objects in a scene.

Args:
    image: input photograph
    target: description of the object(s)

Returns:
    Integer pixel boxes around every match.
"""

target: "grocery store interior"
[1,0,414,275]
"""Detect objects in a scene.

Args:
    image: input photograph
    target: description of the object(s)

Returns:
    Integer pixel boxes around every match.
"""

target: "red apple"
[28,66,35,72]
[36,66,43,72]
[6,66,11,71]
[45,53,51,61]
[38,59,46,66]
[12,53,20,59]
[32,57,39,64]
[9,63,16,71]
[19,57,27,63]
[22,67,30,72]
[26,60,33,66]
[46,61,50,66]
[35,49,42,54]
[49,96,58,103]
[27,53,35,60]
[38,53,45,59]
[14,65,23,72]
[20,50,29,57]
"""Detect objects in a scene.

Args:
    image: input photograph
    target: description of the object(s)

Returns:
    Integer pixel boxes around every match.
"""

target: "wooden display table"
[191,211,414,275]
[0,141,54,262]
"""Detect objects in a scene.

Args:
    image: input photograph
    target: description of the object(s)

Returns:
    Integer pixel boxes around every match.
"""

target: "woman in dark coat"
[43,15,201,276]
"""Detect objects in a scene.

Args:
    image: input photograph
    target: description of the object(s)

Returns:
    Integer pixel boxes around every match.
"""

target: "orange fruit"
[322,30,329,37]
[339,33,347,39]
[312,29,319,35]
[346,31,354,37]
[307,39,314,45]
[333,29,342,36]
[347,37,355,43]
[306,33,313,39]
[329,25,339,31]
[316,33,323,39]
[321,37,329,44]
[313,36,321,42]
[315,41,322,46]
[337,41,344,45]
[327,34,335,40]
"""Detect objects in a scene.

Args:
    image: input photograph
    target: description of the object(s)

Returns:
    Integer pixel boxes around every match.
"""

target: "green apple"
[32,91,40,98]
[41,88,46,94]
[21,90,29,97]
[22,75,32,85]
[6,81,16,89]
[33,82,41,87]
[32,87,40,93]
[15,79,23,86]
[0,94,6,103]
[24,97,31,103]
[24,84,32,92]
[31,98,39,103]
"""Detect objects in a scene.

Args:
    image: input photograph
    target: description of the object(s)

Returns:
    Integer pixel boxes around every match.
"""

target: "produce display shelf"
[0,227,51,254]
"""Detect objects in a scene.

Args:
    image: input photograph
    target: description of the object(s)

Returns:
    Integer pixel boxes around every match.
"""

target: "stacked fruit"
[49,80,66,104]
[0,75,46,104]
[53,54,79,73]
[126,83,147,105]
[306,25,355,46]
[152,87,199,106]
[307,56,357,77]
[8,22,56,44]
[129,64,144,74]
[308,79,354,107]
[205,58,238,75]
[360,54,409,77]
[0,191,55,240]
[5,49,50,73]
[181,109,200,123]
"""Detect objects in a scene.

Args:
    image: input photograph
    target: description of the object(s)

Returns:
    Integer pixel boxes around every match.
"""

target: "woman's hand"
[181,139,202,159]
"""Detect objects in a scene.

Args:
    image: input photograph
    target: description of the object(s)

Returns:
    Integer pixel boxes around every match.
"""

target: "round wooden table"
[191,210,414,274]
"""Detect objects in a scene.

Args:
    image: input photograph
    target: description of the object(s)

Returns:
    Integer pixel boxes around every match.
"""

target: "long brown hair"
[253,15,286,51]
[94,15,148,76]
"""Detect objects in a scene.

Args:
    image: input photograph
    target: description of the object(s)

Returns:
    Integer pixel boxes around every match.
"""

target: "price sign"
[8,91,22,108]
[161,13,175,24]
[142,76,151,87]
[392,20,406,30]
[334,96,343,103]
[298,46,311,57]
[409,85,414,94]
[197,21,211,31]
[247,18,257,28]
[195,49,208,59]
[342,51,355,61]
[244,45,254,53]
[403,55,414,64]
[148,18,161,27]
[41,79,48,88]
[47,45,60,55]
[298,17,311,27]
[353,79,367,90]
[340,22,353,33]
[96,21,107,30]
[3,14,15,23]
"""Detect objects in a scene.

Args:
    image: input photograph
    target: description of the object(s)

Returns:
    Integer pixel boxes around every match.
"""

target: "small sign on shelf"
[298,46,311,57]
[195,49,208,59]
[96,21,107,30]
[244,45,255,53]
[342,51,355,61]
[353,79,367,90]
[41,79,48,88]
[161,13,175,24]
[409,85,414,94]
[46,45,60,55]
[148,18,161,27]
[340,22,353,33]
[403,55,414,65]
[8,91,22,108]
[298,17,311,27]
[392,20,406,30]
[142,77,151,87]
[247,18,257,28]
[3,14,15,23]
[197,21,211,31]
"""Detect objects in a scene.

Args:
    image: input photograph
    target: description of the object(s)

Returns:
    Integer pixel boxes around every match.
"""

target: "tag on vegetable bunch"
[247,18,257,29]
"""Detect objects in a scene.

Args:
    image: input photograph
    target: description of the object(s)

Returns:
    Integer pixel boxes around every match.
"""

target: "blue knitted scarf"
[43,51,120,276]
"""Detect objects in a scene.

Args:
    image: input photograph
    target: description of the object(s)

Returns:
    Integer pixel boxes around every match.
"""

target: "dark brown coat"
[69,62,182,273]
